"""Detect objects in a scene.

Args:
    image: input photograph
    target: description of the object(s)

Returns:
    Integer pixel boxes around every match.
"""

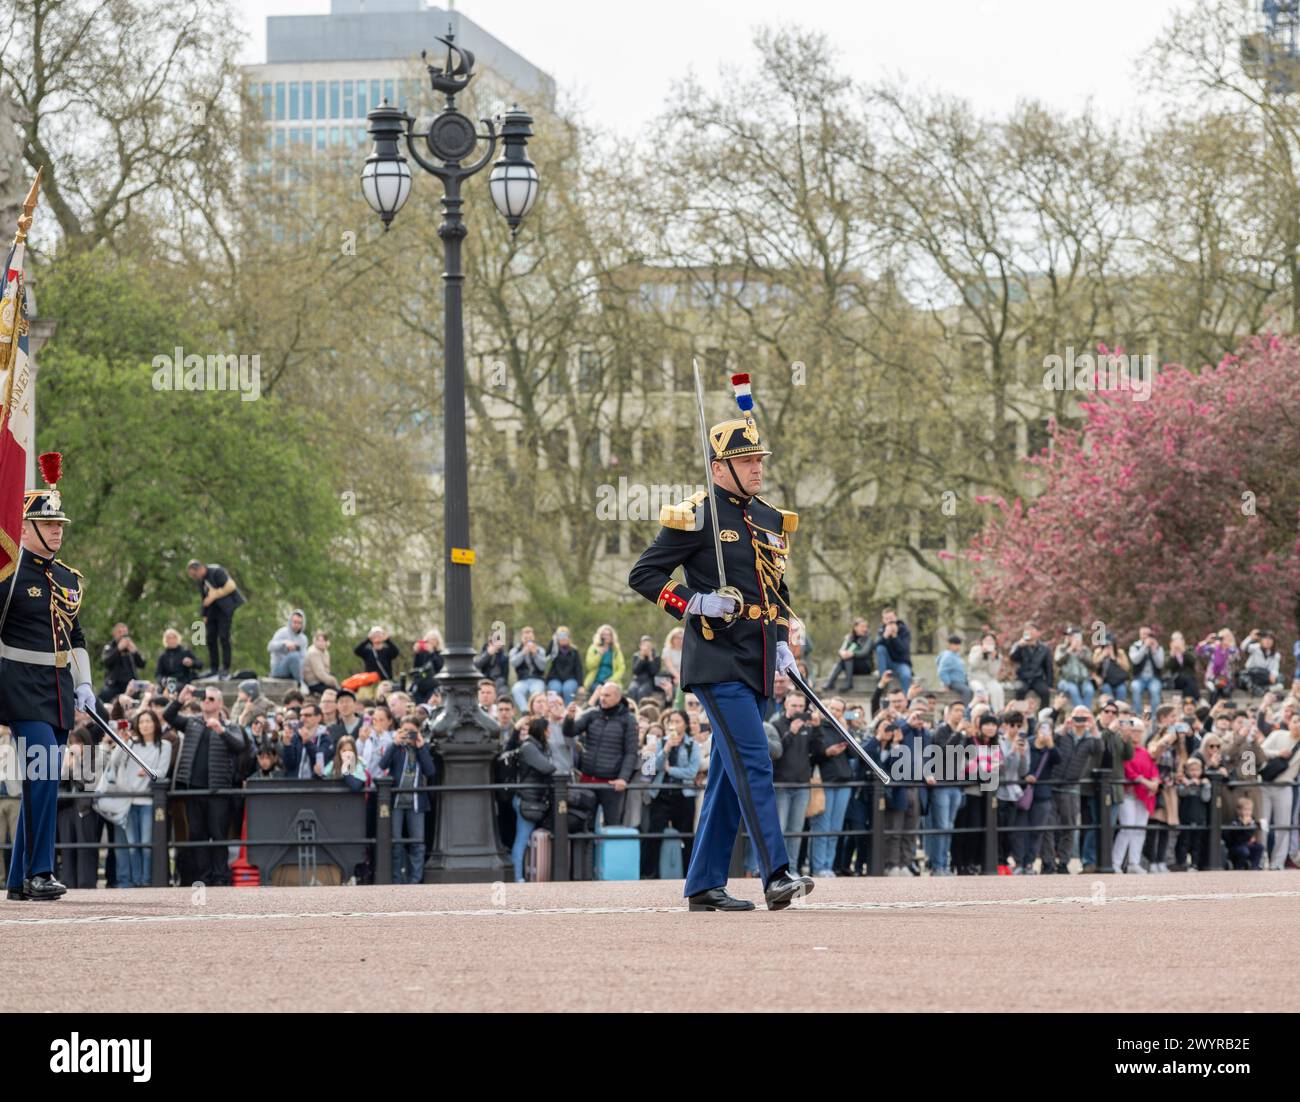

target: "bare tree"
[0,0,243,258]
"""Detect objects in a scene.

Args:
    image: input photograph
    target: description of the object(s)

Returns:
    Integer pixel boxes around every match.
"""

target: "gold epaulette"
[755,495,798,533]
[660,490,708,531]
[54,559,84,579]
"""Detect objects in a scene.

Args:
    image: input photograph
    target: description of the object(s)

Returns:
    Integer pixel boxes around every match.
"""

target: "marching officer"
[629,376,814,911]
[0,452,97,901]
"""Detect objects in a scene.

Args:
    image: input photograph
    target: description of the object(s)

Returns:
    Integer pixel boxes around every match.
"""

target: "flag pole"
[0,167,43,606]
[0,167,42,425]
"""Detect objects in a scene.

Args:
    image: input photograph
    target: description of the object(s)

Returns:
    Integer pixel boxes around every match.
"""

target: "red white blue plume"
[730,373,753,412]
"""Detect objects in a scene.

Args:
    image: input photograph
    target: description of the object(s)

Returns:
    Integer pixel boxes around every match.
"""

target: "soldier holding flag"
[0,171,97,901]
[0,453,96,900]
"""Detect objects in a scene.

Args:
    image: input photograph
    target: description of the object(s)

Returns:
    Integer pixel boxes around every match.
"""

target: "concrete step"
[191,676,301,708]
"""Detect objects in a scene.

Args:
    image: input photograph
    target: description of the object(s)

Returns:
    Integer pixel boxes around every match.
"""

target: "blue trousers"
[512,678,546,712]
[923,785,964,871]
[270,651,304,681]
[775,785,810,871]
[685,682,789,896]
[1059,679,1095,709]
[809,784,852,873]
[1130,676,1161,714]
[112,804,152,887]
[510,794,538,883]
[874,646,912,694]
[391,806,426,884]
[1081,794,1120,866]
[5,721,66,890]
[546,678,580,704]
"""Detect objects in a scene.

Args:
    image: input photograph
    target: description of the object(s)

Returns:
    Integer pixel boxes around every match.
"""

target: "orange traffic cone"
[231,803,260,887]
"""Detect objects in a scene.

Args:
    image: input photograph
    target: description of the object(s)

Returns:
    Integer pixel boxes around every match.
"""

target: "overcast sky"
[236,0,1196,135]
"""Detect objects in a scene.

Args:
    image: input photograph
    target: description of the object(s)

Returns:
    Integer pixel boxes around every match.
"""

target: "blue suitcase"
[658,826,684,880]
[595,823,641,881]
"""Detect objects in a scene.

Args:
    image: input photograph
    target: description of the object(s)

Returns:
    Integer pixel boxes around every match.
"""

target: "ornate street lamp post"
[361,32,538,882]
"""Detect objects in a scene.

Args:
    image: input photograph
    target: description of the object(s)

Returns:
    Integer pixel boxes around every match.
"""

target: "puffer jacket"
[1052,729,1103,793]
[564,699,638,781]
[163,700,246,790]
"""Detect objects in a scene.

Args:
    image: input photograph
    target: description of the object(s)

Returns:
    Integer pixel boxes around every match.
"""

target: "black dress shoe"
[24,874,66,900]
[764,870,815,911]
[5,887,28,901]
[688,887,756,912]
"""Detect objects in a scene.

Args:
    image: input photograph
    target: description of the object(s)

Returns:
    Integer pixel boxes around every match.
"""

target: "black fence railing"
[1,771,1295,886]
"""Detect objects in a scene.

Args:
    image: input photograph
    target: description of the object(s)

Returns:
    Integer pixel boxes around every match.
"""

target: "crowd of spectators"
[1,611,1296,889]
[798,615,1300,878]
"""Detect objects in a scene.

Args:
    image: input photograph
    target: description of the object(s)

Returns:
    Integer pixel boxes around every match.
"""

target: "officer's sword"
[784,665,891,785]
[691,358,742,625]
[82,706,160,781]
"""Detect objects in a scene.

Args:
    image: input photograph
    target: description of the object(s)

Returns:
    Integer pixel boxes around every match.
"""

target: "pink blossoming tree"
[966,335,1300,647]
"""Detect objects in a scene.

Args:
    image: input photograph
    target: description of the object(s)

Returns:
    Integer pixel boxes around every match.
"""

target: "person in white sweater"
[968,633,1006,713]
[108,710,173,888]
[1260,714,1300,870]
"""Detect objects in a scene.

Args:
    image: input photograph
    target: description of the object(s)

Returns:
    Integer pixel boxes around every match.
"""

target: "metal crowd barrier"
[0,771,1295,886]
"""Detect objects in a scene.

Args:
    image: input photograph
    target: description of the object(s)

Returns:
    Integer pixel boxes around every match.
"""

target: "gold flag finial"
[15,166,43,244]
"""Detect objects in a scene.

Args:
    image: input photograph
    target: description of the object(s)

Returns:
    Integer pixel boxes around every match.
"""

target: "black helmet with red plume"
[22,451,70,523]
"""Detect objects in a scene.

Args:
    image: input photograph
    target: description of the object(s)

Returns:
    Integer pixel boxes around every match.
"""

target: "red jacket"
[1125,747,1159,813]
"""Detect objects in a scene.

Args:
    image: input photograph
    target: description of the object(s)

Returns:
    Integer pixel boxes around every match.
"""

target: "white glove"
[75,683,98,713]
[775,641,798,676]
[687,591,740,618]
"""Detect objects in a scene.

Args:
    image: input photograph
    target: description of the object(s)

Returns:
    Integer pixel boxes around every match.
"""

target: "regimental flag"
[0,169,42,585]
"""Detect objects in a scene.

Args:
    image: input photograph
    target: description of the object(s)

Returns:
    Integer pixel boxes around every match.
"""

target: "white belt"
[0,643,70,668]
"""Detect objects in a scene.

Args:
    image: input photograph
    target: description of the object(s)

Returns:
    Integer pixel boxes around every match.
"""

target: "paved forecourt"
[1,872,1294,1012]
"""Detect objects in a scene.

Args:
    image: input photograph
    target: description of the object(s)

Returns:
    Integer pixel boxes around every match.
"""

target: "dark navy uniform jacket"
[0,551,87,729]
[629,488,796,699]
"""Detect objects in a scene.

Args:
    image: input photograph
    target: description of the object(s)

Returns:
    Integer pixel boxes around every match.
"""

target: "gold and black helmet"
[22,451,70,523]
[708,415,771,460]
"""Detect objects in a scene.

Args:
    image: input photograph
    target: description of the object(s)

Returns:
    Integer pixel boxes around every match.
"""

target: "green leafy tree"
[34,249,373,672]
